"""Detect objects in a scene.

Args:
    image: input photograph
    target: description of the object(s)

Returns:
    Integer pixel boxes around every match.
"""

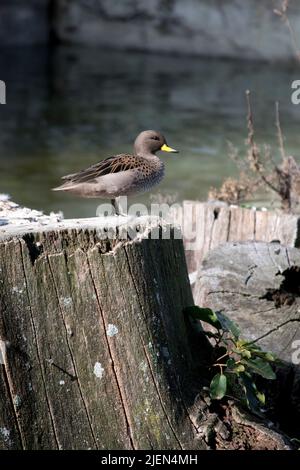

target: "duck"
[52,130,178,215]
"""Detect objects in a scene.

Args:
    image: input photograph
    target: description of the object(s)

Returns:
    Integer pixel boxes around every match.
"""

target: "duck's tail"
[52,182,74,191]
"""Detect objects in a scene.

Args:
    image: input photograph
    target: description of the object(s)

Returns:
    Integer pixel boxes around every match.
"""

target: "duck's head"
[134,130,178,156]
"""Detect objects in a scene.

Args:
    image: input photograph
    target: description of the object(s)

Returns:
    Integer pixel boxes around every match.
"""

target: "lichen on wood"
[0,204,294,449]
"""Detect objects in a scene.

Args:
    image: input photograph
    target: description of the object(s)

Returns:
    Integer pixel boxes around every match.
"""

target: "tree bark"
[0,215,206,450]
[0,205,294,450]
[194,241,300,362]
[171,201,300,276]
[194,241,300,438]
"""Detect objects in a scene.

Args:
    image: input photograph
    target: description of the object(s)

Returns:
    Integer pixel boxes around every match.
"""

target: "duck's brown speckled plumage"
[53,130,177,199]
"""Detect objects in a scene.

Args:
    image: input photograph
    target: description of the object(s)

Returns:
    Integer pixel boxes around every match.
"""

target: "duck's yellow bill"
[160,144,178,153]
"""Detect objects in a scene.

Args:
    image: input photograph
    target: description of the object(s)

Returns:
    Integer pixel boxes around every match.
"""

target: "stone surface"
[53,0,300,60]
[194,240,300,436]
[194,241,300,362]
[1,1,300,60]
[0,1,49,46]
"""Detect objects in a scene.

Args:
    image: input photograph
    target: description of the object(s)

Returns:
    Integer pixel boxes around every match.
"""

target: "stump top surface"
[0,196,183,242]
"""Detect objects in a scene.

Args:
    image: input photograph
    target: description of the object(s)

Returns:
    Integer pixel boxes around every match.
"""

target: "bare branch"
[275,101,286,162]
[209,91,300,213]
[246,91,279,194]
[274,0,300,62]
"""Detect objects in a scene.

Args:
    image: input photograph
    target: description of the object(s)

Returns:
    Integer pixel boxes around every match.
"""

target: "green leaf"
[216,312,240,338]
[239,373,261,412]
[232,347,243,356]
[241,349,252,359]
[251,350,276,362]
[241,342,276,362]
[226,358,236,369]
[256,391,265,405]
[234,364,245,373]
[184,306,222,329]
[245,342,262,351]
[264,352,276,362]
[210,373,227,400]
[241,357,276,380]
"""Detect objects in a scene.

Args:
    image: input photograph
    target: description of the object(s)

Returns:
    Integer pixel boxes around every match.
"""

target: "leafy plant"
[185,306,277,412]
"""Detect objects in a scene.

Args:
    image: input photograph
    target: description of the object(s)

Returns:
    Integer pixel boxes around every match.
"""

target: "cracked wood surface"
[0,217,206,450]
[0,210,295,450]
[194,241,300,362]
[194,241,300,437]
[172,201,300,275]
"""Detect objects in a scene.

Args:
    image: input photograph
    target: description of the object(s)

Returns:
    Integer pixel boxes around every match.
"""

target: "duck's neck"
[136,150,160,161]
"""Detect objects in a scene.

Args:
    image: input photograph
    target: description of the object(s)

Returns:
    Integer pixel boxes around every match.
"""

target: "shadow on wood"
[0,207,294,450]
[171,201,300,275]
[194,241,300,438]
[0,216,206,449]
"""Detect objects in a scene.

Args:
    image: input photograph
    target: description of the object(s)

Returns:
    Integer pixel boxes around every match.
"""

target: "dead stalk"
[274,0,300,62]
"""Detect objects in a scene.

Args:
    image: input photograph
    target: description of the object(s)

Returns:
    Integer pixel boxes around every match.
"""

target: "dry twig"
[274,0,300,62]
[209,91,300,213]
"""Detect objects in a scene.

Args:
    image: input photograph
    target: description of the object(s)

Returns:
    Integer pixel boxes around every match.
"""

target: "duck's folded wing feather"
[61,154,143,184]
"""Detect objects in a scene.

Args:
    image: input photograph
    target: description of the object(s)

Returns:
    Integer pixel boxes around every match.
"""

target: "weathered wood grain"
[0,209,294,450]
[194,241,300,362]
[171,201,300,275]
[194,241,300,438]
[0,217,204,450]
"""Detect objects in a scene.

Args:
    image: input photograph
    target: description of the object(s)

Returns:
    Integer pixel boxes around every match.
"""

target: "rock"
[194,241,300,437]
[1,1,300,61]
[53,0,300,60]
[194,241,300,362]
[0,1,49,46]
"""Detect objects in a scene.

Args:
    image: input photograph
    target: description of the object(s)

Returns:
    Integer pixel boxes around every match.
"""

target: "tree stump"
[0,199,294,450]
[171,201,300,276]
[194,241,300,437]
[194,241,300,361]
[0,213,208,450]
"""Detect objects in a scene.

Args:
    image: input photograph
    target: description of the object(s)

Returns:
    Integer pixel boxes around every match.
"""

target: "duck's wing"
[61,154,144,184]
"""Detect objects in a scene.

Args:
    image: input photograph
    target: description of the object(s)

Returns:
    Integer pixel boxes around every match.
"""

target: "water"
[1,46,300,218]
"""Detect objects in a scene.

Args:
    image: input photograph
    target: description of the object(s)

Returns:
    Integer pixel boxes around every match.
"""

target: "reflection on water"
[0,46,300,218]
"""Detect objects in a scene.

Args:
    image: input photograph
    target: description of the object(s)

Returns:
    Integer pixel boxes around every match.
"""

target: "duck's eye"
[152,136,160,141]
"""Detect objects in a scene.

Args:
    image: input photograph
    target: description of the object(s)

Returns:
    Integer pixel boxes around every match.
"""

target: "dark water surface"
[0,46,300,218]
